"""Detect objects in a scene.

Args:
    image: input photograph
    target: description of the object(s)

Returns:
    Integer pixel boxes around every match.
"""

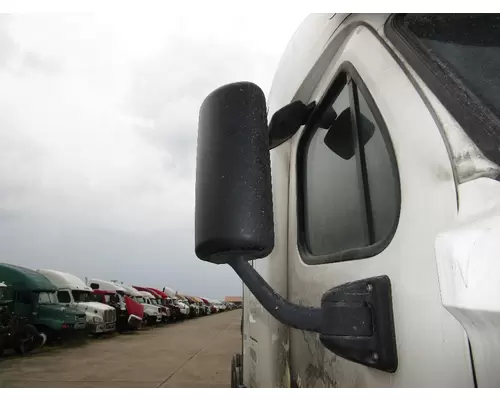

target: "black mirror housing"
[195,82,275,264]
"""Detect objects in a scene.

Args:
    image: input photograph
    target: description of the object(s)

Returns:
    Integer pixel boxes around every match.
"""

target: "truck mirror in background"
[195,82,274,265]
[194,82,397,373]
[323,108,375,160]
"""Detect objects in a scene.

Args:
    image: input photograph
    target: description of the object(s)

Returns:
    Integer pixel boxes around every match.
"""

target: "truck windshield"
[392,14,500,165]
[135,297,145,304]
[72,290,92,303]
[38,292,58,304]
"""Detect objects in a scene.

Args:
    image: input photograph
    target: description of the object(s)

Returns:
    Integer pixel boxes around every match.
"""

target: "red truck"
[132,286,172,323]
[89,281,144,332]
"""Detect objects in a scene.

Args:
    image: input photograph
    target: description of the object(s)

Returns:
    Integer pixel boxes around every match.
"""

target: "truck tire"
[13,324,38,355]
[36,326,54,345]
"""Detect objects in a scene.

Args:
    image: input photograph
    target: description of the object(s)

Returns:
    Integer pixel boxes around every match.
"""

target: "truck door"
[287,23,474,387]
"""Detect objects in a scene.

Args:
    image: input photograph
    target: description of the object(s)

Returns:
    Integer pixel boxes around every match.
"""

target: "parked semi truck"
[89,279,144,331]
[194,14,500,388]
[37,269,116,335]
[0,263,86,344]
[114,283,161,325]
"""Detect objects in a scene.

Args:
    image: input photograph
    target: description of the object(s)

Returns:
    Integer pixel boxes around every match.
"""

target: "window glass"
[391,14,500,166]
[38,292,57,304]
[401,14,500,120]
[72,290,91,303]
[302,72,399,258]
[57,290,71,303]
[304,82,368,255]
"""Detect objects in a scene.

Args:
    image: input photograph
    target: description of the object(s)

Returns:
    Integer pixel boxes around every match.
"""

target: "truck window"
[299,68,399,260]
[16,291,33,304]
[92,293,104,303]
[387,14,500,167]
[303,79,368,255]
[38,292,57,304]
[57,291,71,303]
[72,290,91,303]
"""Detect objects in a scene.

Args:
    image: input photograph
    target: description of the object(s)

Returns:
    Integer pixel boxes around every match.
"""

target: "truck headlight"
[92,316,102,323]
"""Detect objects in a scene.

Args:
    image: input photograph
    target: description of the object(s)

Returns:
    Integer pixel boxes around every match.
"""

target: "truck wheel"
[13,324,38,355]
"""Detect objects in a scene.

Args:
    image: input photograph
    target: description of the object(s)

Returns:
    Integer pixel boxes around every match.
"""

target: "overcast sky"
[0,12,306,299]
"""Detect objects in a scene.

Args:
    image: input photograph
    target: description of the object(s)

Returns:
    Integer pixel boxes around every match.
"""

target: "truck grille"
[104,309,116,323]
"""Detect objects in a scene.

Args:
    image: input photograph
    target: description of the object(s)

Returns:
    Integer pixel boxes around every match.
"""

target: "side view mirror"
[323,108,376,160]
[195,82,274,264]
[195,82,397,373]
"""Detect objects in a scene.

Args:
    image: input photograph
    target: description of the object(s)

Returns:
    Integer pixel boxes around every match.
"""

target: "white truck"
[37,269,116,334]
[114,283,161,325]
[88,279,143,331]
[162,286,190,318]
[137,291,164,323]
[194,14,500,388]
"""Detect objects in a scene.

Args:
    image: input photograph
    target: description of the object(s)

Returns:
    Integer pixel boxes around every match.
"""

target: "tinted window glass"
[304,82,369,255]
[401,14,500,120]
[301,71,399,259]
[17,291,32,304]
[57,291,71,303]
[392,14,500,166]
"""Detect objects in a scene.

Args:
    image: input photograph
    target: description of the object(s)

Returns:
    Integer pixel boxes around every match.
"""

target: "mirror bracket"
[268,101,316,149]
[230,257,398,372]
[319,275,398,373]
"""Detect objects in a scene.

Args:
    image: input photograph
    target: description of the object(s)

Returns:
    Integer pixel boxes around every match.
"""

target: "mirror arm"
[229,256,322,332]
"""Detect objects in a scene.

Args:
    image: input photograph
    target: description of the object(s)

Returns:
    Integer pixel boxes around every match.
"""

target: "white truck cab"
[162,286,190,317]
[194,14,500,388]
[138,291,163,323]
[115,283,160,325]
[88,278,143,329]
[37,269,116,334]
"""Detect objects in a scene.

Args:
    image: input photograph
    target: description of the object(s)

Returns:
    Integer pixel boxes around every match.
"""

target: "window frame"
[296,61,401,265]
[385,14,500,168]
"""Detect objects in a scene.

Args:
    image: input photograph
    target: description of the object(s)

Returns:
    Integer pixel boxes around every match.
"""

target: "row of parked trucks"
[0,262,239,356]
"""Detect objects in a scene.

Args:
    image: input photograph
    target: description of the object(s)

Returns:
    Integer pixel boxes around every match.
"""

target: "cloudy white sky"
[0,11,306,299]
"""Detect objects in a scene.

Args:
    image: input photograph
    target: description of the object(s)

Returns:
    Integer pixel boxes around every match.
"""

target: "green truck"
[0,263,87,343]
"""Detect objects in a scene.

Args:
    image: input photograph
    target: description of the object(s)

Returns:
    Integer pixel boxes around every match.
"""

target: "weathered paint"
[435,177,500,387]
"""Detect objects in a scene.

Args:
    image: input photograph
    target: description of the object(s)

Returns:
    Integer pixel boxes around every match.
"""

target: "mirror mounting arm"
[229,257,322,332]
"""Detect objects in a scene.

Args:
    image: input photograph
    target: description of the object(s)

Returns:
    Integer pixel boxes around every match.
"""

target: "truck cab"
[89,279,143,331]
[133,286,171,322]
[37,269,116,334]
[0,263,86,342]
[146,287,176,321]
[137,290,164,324]
[162,286,190,319]
[114,283,160,326]
[181,295,200,318]
[194,14,500,388]
[200,298,212,315]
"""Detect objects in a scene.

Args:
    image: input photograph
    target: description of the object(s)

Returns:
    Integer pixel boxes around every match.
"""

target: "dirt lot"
[0,309,242,388]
